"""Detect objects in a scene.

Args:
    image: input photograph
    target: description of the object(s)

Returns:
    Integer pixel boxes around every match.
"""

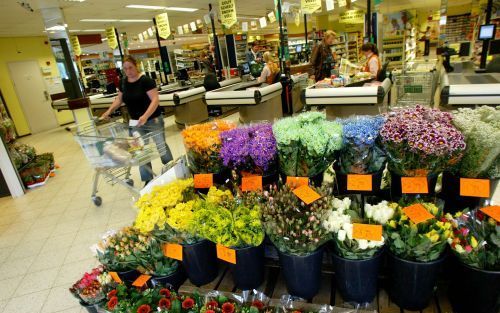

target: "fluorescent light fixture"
[237,16,259,20]
[45,24,67,31]
[80,19,118,22]
[120,19,151,23]
[102,38,108,41]
[69,29,81,32]
[82,29,105,32]
[126,4,198,12]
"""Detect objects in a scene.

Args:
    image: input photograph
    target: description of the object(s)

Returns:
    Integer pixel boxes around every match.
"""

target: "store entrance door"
[7,60,58,134]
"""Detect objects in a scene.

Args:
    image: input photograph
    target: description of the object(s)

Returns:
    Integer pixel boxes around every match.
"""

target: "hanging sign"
[197,19,203,27]
[251,21,257,30]
[138,33,144,42]
[156,13,171,39]
[204,14,211,25]
[294,11,301,26]
[177,26,184,35]
[143,31,149,40]
[259,16,267,28]
[268,11,276,23]
[338,0,347,7]
[339,10,365,24]
[242,22,248,32]
[147,27,154,37]
[106,27,118,50]
[183,24,190,33]
[190,22,197,32]
[301,0,321,14]
[70,35,81,56]
[219,0,237,28]
[326,0,334,11]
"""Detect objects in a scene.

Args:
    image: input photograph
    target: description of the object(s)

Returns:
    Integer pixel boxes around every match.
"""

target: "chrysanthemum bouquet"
[446,209,500,270]
[384,201,452,262]
[380,105,466,176]
[338,115,386,174]
[451,106,500,178]
[220,123,277,175]
[69,266,112,305]
[182,120,236,174]
[261,185,332,255]
[273,112,343,177]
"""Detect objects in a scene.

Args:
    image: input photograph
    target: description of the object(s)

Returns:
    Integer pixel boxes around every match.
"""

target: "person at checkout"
[246,42,262,63]
[310,30,337,82]
[360,43,382,80]
[257,52,279,84]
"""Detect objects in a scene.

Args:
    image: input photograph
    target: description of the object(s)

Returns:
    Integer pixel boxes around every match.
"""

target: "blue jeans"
[131,117,173,182]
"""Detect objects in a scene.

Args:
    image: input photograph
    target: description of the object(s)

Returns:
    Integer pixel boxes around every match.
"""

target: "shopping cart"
[392,71,437,107]
[73,118,169,206]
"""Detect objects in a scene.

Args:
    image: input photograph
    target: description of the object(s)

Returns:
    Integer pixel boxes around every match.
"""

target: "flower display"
[136,237,179,277]
[384,201,452,262]
[338,115,386,174]
[202,292,241,313]
[69,266,111,305]
[261,185,332,255]
[182,120,236,173]
[273,112,343,177]
[451,106,500,178]
[380,105,466,176]
[220,123,277,174]
[446,209,499,270]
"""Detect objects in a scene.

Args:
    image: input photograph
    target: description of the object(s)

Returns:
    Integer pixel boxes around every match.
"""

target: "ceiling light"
[45,24,67,31]
[166,7,198,12]
[126,4,198,12]
[80,19,118,22]
[119,19,150,23]
[82,29,105,32]
[64,0,86,2]
[69,30,81,32]
[102,38,108,41]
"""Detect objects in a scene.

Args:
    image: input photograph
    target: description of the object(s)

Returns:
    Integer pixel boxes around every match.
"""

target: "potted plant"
[220,123,278,187]
[261,185,332,299]
[273,112,343,186]
[335,115,386,194]
[96,227,150,284]
[384,201,452,310]
[380,105,466,198]
[446,209,500,313]
[191,197,266,290]
[69,266,113,313]
[323,198,394,303]
[182,120,236,184]
[442,106,500,212]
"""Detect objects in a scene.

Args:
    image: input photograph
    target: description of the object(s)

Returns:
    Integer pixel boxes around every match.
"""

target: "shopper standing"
[101,56,173,186]
[361,43,382,80]
[420,26,431,56]
[310,30,336,82]
[258,52,279,84]
[246,42,262,64]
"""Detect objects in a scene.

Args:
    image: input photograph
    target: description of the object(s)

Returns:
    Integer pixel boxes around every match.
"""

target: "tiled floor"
[0,113,238,313]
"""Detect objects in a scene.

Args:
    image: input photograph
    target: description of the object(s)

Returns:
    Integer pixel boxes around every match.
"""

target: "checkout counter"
[301,78,392,119]
[440,61,500,106]
[204,80,283,123]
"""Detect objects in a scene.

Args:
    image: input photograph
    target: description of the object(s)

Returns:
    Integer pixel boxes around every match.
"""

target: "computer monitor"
[150,71,157,80]
[240,62,250,75]
[296,45,302,53]
[489,39,500,55]
[479,24,496,40]
[105,82,116,94]
[176,68,189,81]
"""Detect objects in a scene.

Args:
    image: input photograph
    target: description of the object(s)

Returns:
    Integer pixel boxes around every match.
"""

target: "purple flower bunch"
[380,105,466,175]
[220,123,277,173]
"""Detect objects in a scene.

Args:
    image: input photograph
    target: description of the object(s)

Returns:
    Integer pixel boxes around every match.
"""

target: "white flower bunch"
[337,222,385,249]
[365,200,395,225]
[323,197,352,232]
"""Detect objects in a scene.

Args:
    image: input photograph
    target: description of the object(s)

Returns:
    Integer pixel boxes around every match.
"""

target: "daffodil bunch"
[446,209,500,270]
[384,202,452,262]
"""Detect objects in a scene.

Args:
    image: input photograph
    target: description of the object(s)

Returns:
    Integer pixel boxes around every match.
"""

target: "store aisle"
[0,113,238,313]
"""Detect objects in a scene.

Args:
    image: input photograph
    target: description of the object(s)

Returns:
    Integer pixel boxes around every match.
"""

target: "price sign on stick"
[132,275,151,287]
[194,174,213,189]
[460,178,490,198]
[480,206,500,222]
[352,224,383,241]
[216,244,236,264]
[403,204,435,224]
[401,177,429,194]
[286,176,309,189]
[109,272,122,284]
[347,174,373,191]
[293,185,321,205]
[242,176,262,192]
[162,243,183,261]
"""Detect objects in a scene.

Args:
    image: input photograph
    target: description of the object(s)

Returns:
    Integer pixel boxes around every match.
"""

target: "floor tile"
[41,286,78,313]
[53,258,96,288]
[3,289,50,313]
[28,249,68,273]
[0,256,35,279]
[41,233,76,254]
[0,276,23,300]
[6,238,45,261]
[13,267,59,297]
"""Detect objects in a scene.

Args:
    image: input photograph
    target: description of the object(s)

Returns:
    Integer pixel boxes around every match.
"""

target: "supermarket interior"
[0,0,500,312]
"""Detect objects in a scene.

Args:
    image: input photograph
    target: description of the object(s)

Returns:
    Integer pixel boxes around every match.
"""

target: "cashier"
[310,30,336,82]
[258,52,279,84]
[361,43,382,80]
[246,42,262,64]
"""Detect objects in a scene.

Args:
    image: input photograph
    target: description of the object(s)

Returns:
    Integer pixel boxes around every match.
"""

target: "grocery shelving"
[235,34,248,65]
[445,14,473,43]
[174,49,200,71]
[332,35,347,63]
[347,32,362,63]
[383,35,404,69]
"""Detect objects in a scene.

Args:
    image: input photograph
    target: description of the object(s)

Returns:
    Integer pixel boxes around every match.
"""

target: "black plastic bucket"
[79,301,101,313]
[278,246,324,300]
[150,266,187,291]
[448,257,500,313]
[334,168,384,195]
[117,269,141,284]
[182,240,218,286]
[279,172,324,188]
[387,251,446,311]
[331,248,384,303]
[231,245,265,290]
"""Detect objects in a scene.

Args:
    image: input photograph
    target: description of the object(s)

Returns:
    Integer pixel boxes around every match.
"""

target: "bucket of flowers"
[446,208,500,313]
[69,266,113,313]
[380,105,466,198]
[323,198,394,303]
[201,291,242,313]
[384,200,452,310]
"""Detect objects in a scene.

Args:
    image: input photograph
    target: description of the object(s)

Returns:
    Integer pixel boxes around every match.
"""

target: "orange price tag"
[480,206,500,222]
[293,185,321,205]
[401,177,429,194]
[352,223,383,241]
[194,174,213,189]
[109,272,123,284]
[347,174,373,191]
[286,176,309,189]
[403,204,435,224]
[162,243,183,261]
[216,244,236,264]
[132,274,151,287]
[241,176,262,192]
[460,178,490,198]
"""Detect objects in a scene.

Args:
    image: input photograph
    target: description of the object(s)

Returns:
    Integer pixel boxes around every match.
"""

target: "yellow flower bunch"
[206,186,233,204]
[135,204,167,233]
[167,200,197,231]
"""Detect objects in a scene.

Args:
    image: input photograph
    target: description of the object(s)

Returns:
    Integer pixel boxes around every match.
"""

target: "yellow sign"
[338,0,347,7]
[156,13,171,39]
[301,0,322,14]
[268,11,276,23]
[70,35,81,56]
[340,10,365,24]
[219,0,237,28]
[106,27,118,50]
